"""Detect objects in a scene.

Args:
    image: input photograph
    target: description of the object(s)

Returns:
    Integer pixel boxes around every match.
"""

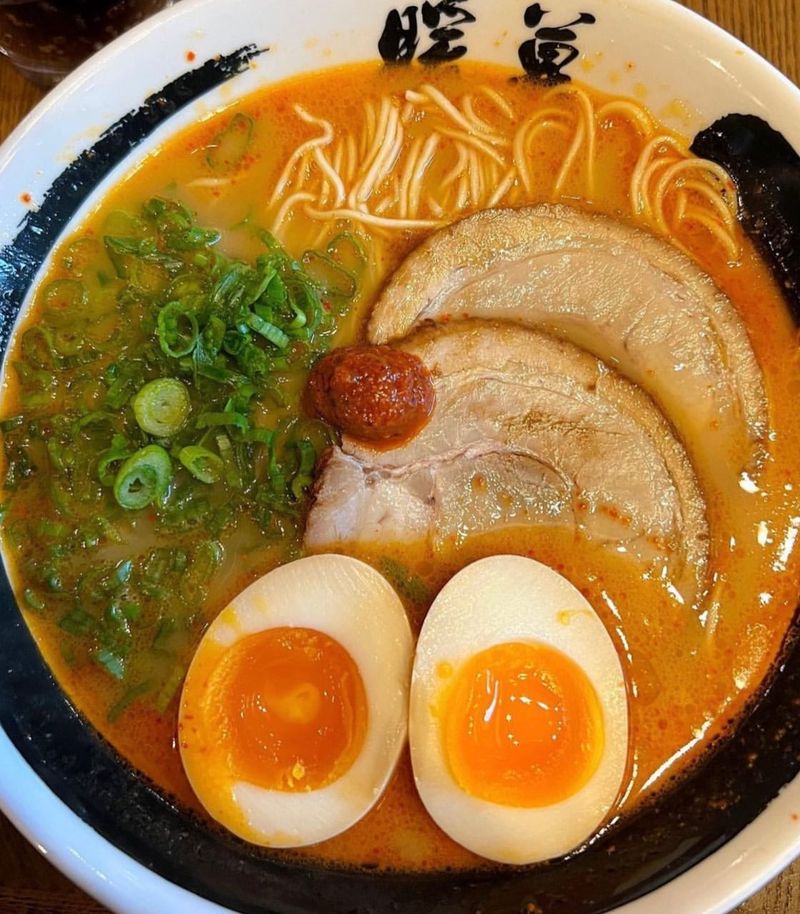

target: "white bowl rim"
[1,0,800,912]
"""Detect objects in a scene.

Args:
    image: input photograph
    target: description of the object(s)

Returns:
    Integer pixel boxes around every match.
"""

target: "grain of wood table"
[0,1,799,912]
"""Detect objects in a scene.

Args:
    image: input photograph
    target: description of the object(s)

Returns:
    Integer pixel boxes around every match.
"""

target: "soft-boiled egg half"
[179,554,413,847]
[410,555,629,864]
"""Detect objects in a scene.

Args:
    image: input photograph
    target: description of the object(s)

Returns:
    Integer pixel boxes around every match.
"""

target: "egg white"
[409,554,629,865]
[180,553,413,847]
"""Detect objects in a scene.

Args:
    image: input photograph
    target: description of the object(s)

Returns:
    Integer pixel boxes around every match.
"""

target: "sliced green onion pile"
[0,190,361,720]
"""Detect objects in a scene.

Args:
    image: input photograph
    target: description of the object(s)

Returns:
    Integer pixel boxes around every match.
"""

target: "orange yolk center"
[441,641,604,807]
[206,626,367,791]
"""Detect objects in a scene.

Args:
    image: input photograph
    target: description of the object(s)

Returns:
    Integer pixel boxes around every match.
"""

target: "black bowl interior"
[1,42,800,914]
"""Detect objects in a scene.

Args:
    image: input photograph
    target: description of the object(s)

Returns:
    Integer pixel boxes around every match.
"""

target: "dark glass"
[0,0,173,86]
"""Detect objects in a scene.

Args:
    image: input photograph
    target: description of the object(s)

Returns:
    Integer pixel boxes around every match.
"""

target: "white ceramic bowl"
[1,1,799,912]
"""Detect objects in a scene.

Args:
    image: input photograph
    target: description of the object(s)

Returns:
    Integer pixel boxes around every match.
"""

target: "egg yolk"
[441,641,604,807]
[204,626,367,791]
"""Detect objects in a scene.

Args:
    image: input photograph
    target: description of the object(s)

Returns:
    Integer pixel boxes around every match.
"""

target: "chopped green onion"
[192,539,224,581]
[60,641,76,666]
[257,271,287,310]
[113,445,173,510]
[62,237,101,278]
[15,372,57,409]
[210,262,247,309]
[103,209,148,237]
[229,382,256,413]
[104,235,156,256]
[77,561,128,606]
[301,250,358,299]
[94,516,123,545]
[107,680,153,723]
[195,315,226,366]
[289,281,323,332]
[196,362,246,385]
[380,557,429,605]
[104,361,144,410]
[36,518,69,539]
[284,297,308,330]
[97,436,134,487]
[153,616,177,652]
[23,588,45,611]
[266,432,286,495]
[290,439,317,500]
[166,272,208,302]
[157,301,199,358]
[0,415,23,432]
[104,235,157,278]
[244,267,276,308]
[133,378,191,438]
[165,226,222,251]
[128,259,169,295]
[93,646,126,680]
[178,445,224,484]
[45,571,64,593]
[206,112,254,175]
[105,603,132,636]
[235,340,269,377]
[244,427,275,445]
[113,560,134,588]
[222,329,246,356]
[246,313,290,349]
[59,608,98,637]
[327,232,367,272]
[263,382,288,408]
[215,434,242,489]
[155,662,187,713]
[196,411,249,431]
[41,278,88,325]
[21,326,63,370]
[119,601,142,621]
[75,410,115,432]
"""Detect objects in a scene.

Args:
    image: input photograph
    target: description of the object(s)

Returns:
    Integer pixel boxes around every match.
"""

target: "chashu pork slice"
[306,321,709,606]
[368,204,766,472]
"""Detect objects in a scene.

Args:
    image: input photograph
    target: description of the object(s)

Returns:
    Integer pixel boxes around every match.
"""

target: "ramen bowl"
[1,1,799,912]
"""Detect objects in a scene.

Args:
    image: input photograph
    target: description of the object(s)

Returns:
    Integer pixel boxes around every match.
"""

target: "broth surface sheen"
[2,61,800,873]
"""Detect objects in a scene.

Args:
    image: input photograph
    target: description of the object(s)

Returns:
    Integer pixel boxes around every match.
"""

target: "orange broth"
[3,61,800,873]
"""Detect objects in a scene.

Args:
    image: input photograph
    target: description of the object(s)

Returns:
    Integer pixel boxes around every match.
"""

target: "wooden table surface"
[1,1,799,912]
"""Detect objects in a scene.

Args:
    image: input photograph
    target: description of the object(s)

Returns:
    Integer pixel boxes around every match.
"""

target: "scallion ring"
[157,301,199,358]
[290,439,317,500]
[97,443,134,487]
[113,445,173,510]
[41,279,88,326]
[178,446,224,484]
[133,378,191,438]
[301,249,358,299]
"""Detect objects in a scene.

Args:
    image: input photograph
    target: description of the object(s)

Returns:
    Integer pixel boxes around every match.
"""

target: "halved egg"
[409,555,629,864]
[179,554,413,847]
